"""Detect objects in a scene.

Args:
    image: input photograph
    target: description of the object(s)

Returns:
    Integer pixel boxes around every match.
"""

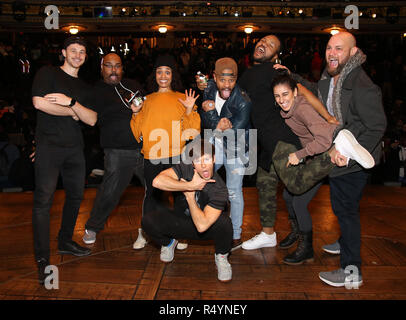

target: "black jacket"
[200,79,252,159]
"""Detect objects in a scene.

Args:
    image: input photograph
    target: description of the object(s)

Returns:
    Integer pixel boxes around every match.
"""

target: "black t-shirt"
[31,66,92,147]
[90,79,144,149]
[238,62,301,170]
[172,161,229,216]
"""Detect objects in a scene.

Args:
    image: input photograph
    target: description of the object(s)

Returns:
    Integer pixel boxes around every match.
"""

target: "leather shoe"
[58,240,91,257]
[37,258,49,285]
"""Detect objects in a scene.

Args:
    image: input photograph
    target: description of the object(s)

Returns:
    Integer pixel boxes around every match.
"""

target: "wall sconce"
[244,26,253,34]
[158,26,168,33]
[69,26,79,34]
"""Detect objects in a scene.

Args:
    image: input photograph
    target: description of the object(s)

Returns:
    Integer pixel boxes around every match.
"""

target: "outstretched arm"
[297,84,339,125]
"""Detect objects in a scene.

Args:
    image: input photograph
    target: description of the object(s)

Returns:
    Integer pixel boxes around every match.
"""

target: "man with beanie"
[200,57,251,250]
[81,53,145,245]
[31,36,97,285]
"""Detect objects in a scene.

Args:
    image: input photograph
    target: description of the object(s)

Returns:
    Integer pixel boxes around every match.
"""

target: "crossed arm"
[33,93,97,126]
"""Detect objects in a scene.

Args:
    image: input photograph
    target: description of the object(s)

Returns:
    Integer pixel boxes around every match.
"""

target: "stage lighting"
[119,8,127,16]
[223,10,229,16]
[193,10,198,17]
[234,11,239,17]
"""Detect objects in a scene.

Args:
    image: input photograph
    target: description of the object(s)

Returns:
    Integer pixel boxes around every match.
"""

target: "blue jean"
[85,148,144,233]
[214,145,246,240]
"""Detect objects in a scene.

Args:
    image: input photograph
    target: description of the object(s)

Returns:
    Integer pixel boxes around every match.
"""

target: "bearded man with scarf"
[287,32,386,287]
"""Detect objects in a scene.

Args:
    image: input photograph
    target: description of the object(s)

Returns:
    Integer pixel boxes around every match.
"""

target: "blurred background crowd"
[0,32,405,191]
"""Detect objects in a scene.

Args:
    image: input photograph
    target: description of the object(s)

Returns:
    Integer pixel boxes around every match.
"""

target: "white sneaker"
[133,228,147,250]
[160,239,178,263]
[334,129,375,169]
[176,242,188,250]
[215,253,232,282]
[82,229,96,244]
[242,231,277,250]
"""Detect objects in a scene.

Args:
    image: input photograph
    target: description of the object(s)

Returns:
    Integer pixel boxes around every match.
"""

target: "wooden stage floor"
[0,185,405,300]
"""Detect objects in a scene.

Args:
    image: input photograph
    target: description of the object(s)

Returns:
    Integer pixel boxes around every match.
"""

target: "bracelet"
[68,98,76,107]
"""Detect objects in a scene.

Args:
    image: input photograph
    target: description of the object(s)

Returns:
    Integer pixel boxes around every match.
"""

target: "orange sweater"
[130,91,201,160]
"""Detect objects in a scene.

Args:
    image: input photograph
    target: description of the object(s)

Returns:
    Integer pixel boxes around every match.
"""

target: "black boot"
[36,258,49,285]
[283,231,314,265]
[278,218,299,249]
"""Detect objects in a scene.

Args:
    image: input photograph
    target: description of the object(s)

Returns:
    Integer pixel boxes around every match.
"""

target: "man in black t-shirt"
[81,53,144,246]
[31,36,97,285]
[142,139,233,282]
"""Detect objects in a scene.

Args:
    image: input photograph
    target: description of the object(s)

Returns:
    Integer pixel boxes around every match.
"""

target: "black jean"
[85,148,144,233]
[282,182,322,233]
[142,156,180,216]
[142,202,233,254]
[329,170,369,273]
[32,143,85,261]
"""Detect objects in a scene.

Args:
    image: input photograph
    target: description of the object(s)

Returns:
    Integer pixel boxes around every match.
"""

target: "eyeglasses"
[103,63,122,70]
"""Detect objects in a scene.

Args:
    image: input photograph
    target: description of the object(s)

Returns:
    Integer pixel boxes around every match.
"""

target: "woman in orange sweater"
[130,55,201,249]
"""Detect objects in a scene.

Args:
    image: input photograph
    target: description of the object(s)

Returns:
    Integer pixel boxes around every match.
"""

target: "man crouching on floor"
[141,138,233,282]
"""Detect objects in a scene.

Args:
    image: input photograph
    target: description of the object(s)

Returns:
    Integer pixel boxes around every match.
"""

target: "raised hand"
[195,75,208,91]
[273,64,291,75]
[187,170,215,191]
[178,89,200,110]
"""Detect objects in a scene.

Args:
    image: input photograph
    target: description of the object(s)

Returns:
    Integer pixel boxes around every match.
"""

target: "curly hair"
[146,66,184,94]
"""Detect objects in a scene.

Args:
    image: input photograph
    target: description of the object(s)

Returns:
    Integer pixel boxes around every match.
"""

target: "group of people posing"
[31,31,386,288]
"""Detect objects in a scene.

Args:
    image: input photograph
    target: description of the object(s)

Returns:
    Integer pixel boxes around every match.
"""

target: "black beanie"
[154,55,176,71]
[63,36,87,50]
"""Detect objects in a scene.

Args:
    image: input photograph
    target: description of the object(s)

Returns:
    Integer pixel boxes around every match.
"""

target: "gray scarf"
[318,48,366,133]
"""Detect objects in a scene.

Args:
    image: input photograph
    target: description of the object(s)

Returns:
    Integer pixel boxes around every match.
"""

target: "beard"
[326,56,350,77]
[252,52,275,64]
[327,62,346,77]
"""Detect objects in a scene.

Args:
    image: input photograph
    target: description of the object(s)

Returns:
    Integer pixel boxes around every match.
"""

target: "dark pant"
[283,182,322,233]
[85,148,144,233]
[142,202,233,254]
[143,156,180,216]
[32,143,85,261]
[329,170,369,273]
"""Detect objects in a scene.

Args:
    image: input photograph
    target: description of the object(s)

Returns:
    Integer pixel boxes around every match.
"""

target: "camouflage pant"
[272,141,335,195]
[256,164,279,228]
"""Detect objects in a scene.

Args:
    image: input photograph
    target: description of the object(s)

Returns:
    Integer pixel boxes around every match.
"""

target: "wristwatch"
[68,98,76,107]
